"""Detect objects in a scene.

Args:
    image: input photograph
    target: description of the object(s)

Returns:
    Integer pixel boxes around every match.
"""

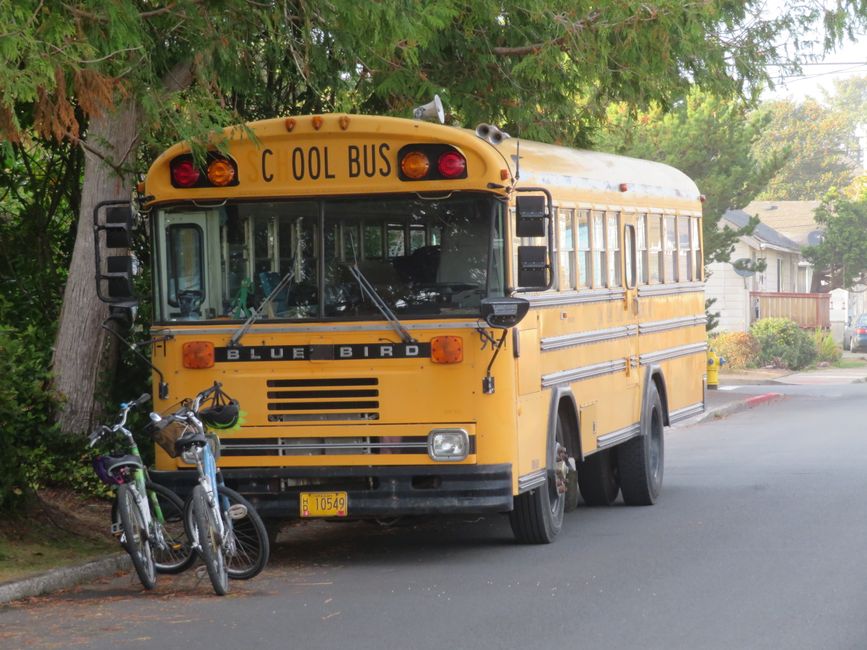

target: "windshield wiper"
[346,263,416,344]
[228,269,296,347]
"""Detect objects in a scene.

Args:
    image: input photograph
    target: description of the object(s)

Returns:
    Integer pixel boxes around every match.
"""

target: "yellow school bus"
[96,112,706,543]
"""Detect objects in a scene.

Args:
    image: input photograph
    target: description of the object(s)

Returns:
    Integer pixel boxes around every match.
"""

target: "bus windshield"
[156,193,506,322]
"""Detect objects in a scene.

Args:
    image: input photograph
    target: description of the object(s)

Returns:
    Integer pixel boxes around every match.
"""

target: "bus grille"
[266,377,380,422]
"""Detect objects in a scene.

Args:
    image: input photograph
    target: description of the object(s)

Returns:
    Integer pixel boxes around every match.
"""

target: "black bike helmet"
[199,384,241,429]
[200,400,240,429]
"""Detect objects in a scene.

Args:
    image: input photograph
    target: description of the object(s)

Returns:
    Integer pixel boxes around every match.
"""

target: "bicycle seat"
[105,454,143,474]
[173,427,207,456]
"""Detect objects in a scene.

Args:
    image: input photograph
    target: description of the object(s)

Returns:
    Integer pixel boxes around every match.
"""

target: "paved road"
[4,383,867,650]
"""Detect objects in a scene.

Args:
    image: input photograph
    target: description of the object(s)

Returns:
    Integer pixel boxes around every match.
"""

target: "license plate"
[300,491,348,518]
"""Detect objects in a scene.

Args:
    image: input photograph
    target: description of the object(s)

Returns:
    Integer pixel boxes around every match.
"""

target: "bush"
[813,329,842,364]
[749,317,817,370]
[709,331,761,369]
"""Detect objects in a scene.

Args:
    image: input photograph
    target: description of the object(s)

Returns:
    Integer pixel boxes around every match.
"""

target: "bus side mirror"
[515,195,546,237]
[517,246,550,290]
[480,297,530,329]
[94,201,138,306]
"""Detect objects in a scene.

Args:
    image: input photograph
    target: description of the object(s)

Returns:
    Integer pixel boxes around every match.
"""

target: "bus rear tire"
[509,419,566,544]
[617,382,664,506]
[577,449,620,506]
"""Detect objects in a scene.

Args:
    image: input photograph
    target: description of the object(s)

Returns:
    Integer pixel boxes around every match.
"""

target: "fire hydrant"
[707,350,723,390]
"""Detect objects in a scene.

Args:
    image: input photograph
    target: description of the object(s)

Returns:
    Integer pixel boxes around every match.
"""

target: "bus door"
[621,216,641,406]
[157,210,221,321]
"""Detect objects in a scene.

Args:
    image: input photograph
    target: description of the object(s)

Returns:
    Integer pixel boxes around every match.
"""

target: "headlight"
[180,447,198,465]
[427,429,469,461]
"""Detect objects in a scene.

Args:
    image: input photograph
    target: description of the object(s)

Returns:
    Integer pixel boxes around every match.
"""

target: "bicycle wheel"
[117,483,156,590]
[146,482,195,574]
[219,486,270,580]
[184,485,270,580]
[191,484,228,596]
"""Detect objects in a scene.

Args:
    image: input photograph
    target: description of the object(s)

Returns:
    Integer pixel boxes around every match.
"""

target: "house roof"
[742,200,823,246]
[722,209,802,252]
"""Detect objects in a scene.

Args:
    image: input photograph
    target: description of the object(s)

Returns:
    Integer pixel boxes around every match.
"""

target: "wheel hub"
[555,443,569,494]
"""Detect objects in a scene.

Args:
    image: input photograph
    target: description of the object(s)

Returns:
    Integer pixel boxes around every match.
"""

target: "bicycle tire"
[146,482,195,574]
[117,483,156,590]
[192,484,228,596]
[184,485,270,580]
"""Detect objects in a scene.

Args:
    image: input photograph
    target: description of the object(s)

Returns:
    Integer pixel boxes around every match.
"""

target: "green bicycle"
[90,394,195,589]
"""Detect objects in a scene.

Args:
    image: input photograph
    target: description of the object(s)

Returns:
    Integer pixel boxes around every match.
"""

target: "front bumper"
[149,464,513,519]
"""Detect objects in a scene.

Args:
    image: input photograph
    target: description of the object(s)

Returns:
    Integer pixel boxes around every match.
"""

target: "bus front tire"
[577,449,620,506]
[509,418,567,544]
[617,382,664,506]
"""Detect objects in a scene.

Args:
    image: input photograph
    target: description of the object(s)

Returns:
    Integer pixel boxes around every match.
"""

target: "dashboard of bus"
[153,192,506,323]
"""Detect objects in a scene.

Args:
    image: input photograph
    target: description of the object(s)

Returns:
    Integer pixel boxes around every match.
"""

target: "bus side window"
[577,210,590,288]
[591,210,606,288]
[678,215,690,282]
[636,213,647,284]
[558,208,575,290]
[647,213,662,283]
[691,217,702,281]
[607,211,621,288]
[624,224,637,289]
[363,224,384,260]
[663,214,677,283]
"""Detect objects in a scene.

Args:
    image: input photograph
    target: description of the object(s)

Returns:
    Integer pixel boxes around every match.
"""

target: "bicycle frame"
[93,401,169,552]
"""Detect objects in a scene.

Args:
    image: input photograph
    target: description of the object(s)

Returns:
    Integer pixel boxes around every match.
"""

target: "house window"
[777,258,783,292]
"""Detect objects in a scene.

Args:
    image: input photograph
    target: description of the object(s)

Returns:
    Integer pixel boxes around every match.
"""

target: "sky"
[763,30,867,102]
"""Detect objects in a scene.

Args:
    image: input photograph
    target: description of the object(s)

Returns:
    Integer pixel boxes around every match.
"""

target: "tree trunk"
[52,103,140,434]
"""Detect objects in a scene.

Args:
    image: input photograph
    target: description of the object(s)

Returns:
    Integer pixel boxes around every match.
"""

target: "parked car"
[844,313,867,352]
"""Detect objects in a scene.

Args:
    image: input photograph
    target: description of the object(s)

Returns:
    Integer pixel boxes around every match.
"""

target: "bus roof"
[143,114,701,209]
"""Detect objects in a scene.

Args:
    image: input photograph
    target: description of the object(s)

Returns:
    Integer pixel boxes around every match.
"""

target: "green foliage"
[705,297,720,333]
[749,317,817,370]
[752,98,859,200]
[802,190,867,289]
[595,87,785,265]
[813,329,842,364]
[709,331,761,369]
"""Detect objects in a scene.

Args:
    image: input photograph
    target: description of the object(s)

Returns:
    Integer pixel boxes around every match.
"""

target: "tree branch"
[492,10,601,57]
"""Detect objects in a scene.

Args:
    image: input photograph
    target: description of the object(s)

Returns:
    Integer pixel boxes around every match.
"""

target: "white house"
[705,209,805,332]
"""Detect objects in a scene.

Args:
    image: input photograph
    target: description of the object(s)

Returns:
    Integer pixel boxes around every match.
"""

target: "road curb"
[0,553,131,605]
[693,392,784,424]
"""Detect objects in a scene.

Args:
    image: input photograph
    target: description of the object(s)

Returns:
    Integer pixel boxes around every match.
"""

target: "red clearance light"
[857,328,867,335]
[437,152,467,178]
[619,182,628,192]
[171,159,200,187]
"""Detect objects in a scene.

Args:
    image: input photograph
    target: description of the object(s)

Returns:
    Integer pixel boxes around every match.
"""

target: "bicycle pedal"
[195,565,208,579]
[110,522,123,536]
[227,504,247,520]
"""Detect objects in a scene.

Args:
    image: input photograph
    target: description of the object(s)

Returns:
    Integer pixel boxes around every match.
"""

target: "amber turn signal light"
[183,341,215,369]
[207,158,236,186]
[400,151,431,179]
[430,336,463,364]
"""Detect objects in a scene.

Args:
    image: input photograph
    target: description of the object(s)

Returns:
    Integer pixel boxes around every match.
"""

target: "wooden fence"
[749,291,830,329]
